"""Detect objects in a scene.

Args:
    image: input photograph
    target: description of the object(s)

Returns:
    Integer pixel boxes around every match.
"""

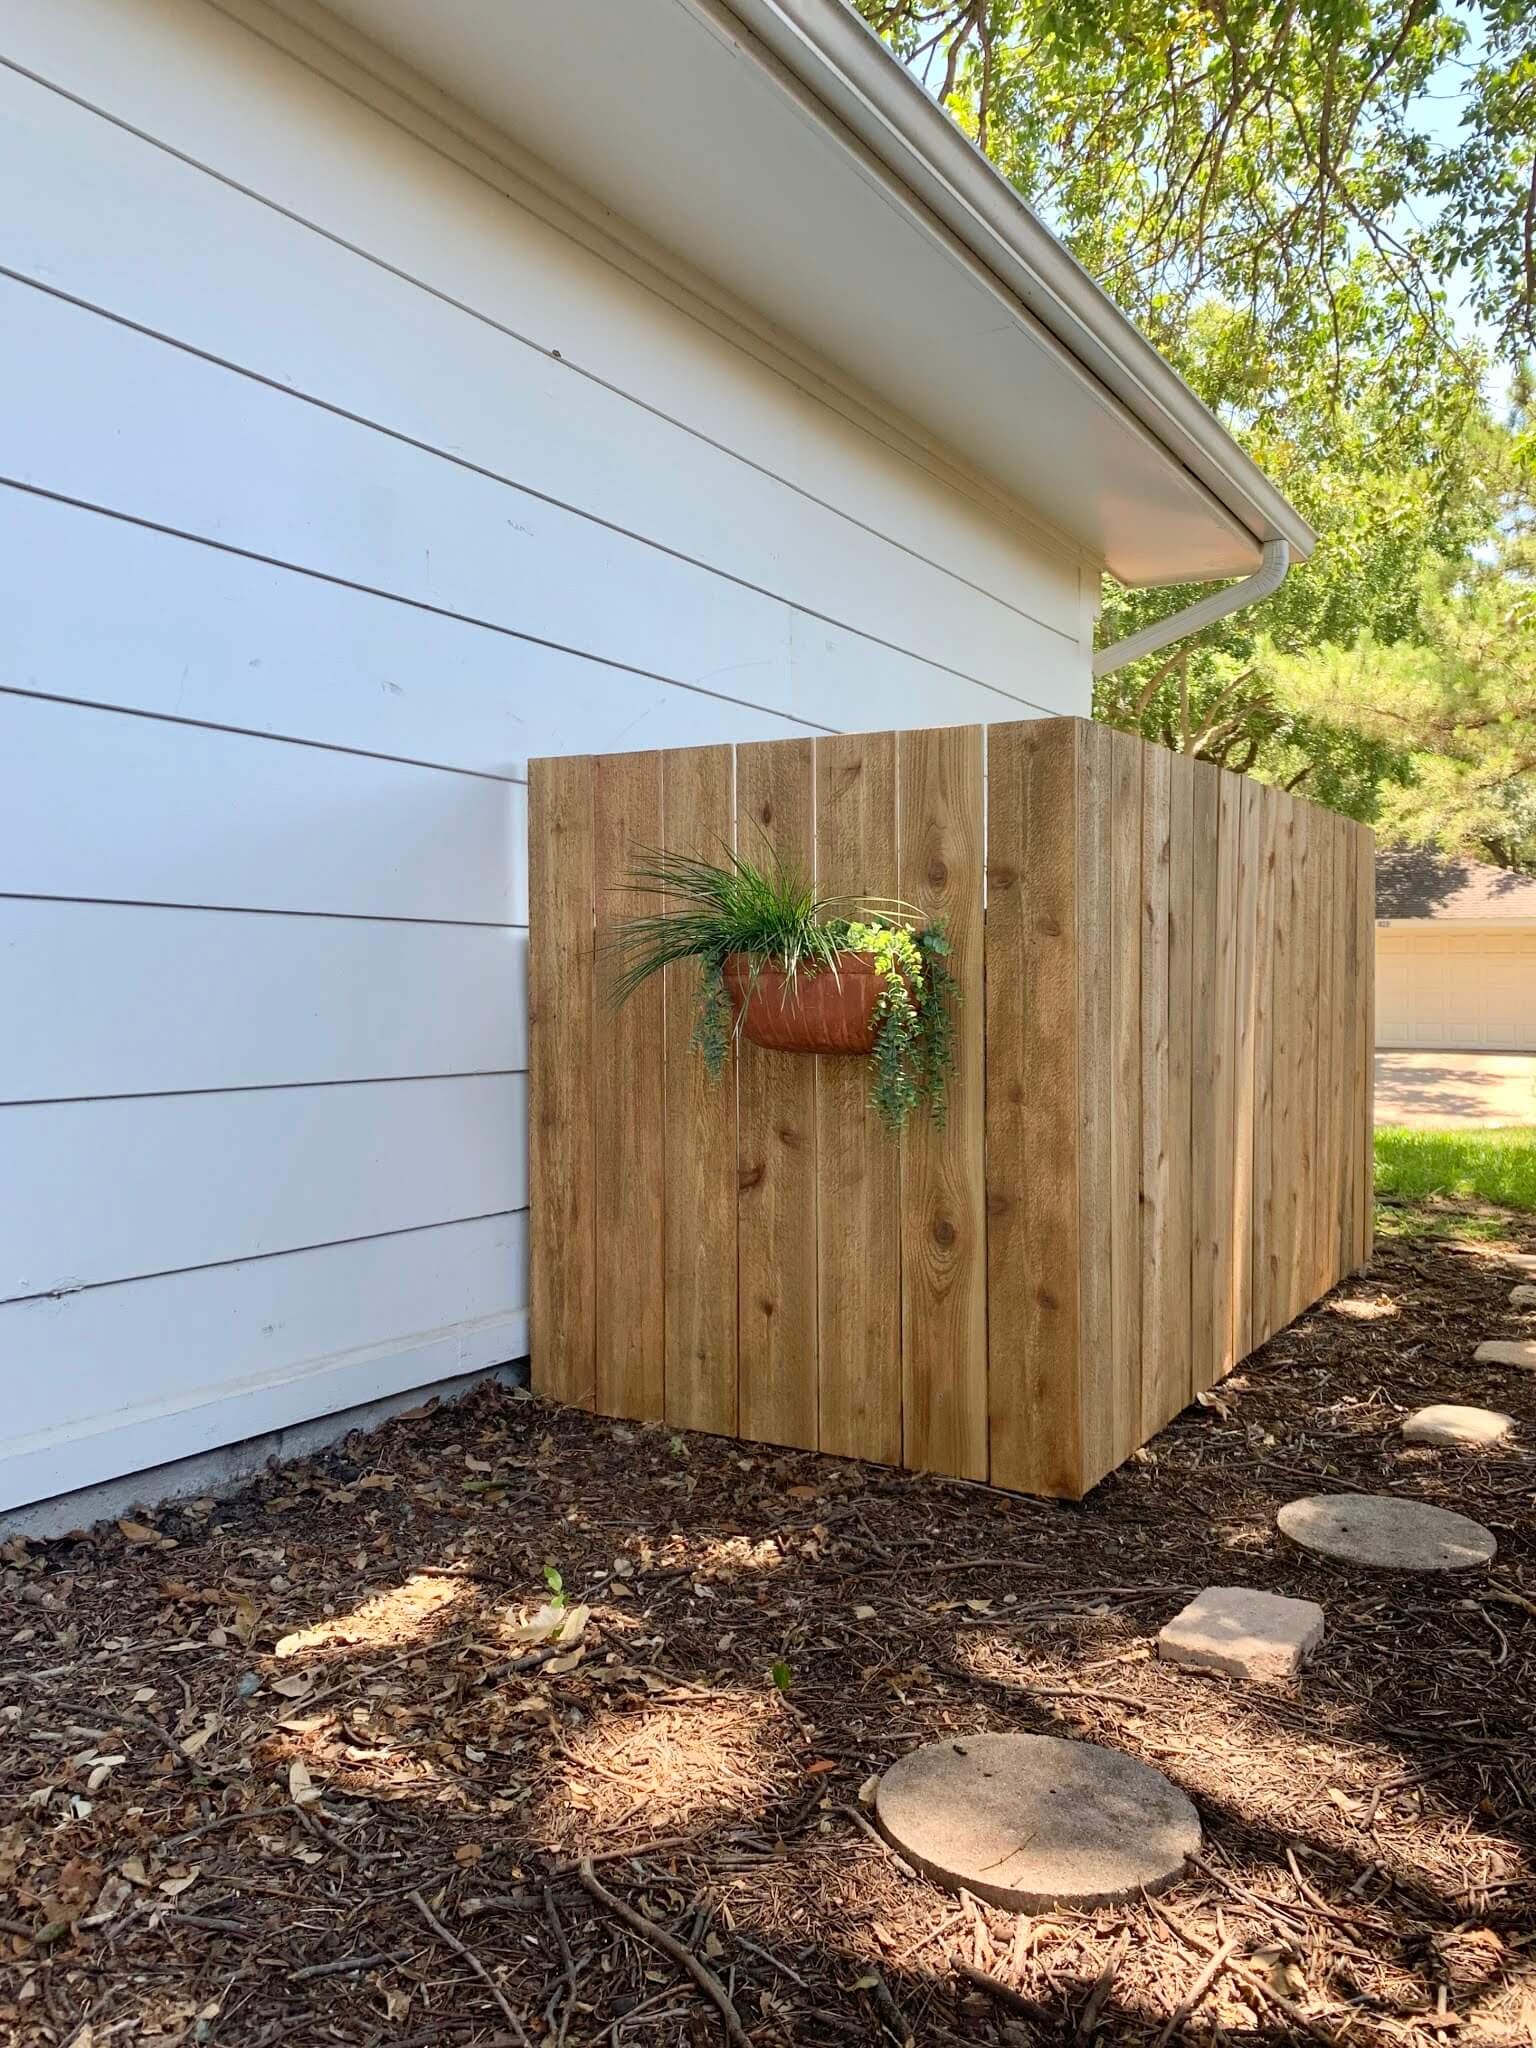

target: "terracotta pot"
[723,950,887,1054]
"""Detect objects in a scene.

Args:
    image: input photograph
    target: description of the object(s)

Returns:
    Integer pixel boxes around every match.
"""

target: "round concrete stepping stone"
[1403,1404,1514,1449]
[1508,1284,1536,1309]
[874,1733,1199,1911]
[1278,1493,1495,1571]
[1475,1339,1536,1371]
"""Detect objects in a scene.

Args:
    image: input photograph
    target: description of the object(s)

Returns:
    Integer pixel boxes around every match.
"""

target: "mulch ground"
[5,1225,1536,2048]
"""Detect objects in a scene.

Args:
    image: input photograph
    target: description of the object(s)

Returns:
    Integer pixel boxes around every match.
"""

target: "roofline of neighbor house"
[709,0,1318,567]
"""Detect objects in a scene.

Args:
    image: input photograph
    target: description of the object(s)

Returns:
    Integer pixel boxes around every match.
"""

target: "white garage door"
[1376,929,1536,1050]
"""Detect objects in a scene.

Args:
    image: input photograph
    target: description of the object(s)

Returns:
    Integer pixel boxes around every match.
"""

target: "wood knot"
[987,864,1017,891]
[1035,914,1062,939]
[927,858,948,889]
[933,1216,957,1249]
[738,1162,765,1192]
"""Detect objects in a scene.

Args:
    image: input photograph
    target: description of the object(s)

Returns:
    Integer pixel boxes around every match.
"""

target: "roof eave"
[716,0,1317,566]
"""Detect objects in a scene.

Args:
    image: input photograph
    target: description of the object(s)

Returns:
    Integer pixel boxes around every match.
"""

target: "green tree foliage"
[854,0,1534,365]
[855,0,1535,847]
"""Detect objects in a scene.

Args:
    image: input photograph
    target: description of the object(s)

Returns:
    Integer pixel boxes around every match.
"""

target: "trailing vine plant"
[608,846,958,1137]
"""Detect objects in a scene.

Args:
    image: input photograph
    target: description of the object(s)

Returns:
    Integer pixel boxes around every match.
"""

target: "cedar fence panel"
[529,719,1375,1497]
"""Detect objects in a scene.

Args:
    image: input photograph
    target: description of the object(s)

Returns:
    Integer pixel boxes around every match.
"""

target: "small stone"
[1158,1586,1324,1682]
[1474,1340,1536,1371]
[1509,1284,1536,1308]
[1403,1404,1514,1448]
[874,1732,1199,1911]
[1278,1494,1495,1571]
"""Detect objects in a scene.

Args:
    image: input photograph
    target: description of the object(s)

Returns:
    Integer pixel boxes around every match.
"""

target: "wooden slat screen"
[529,719,1374,1497]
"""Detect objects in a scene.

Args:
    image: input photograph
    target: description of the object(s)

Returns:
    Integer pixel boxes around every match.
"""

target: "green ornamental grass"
[608,844,957,1136]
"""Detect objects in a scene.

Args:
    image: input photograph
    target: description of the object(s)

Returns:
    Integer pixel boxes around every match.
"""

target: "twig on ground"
[953,1960,1054,2023]
[1076,1932,1128,2039]
[541,1882,580,2048]
[1144,1894,1342,2045]
[1151,1934,1241,2047]
[290,1949,407,1982]
[575,1855,752,2048]
[410,1888,532,2048]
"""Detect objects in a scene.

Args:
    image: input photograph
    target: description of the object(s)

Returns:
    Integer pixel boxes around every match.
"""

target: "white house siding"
[0,0,1097,1511]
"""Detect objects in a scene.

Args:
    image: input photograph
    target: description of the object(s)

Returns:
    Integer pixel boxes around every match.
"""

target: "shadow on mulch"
[3,1222,1535,2045]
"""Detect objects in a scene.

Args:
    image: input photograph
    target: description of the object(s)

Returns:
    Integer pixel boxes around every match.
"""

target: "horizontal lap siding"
[3,1076,528,1302]
[0,0,1094,1509]
[0,902,527,1101]
[0,1213,530,1508]
[1,0,1081,640]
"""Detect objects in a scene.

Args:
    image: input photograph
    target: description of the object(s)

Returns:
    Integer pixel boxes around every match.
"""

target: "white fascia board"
[721,0,1314,565]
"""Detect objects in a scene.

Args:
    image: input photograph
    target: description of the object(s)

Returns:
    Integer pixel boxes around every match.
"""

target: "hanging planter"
[607,848,957,1136]
[723,949,888,1054]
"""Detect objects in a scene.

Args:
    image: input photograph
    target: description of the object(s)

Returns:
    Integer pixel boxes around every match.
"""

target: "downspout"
[1092,538,1291,680]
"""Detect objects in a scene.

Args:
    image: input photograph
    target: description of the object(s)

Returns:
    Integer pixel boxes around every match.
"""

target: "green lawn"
[1375,1124,1536,1223]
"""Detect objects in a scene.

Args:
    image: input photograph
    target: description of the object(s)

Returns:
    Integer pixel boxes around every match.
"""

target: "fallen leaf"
[852,1605,876,1621]
[117,1520,158,1546]
[269,1673,314,1699]
[288,1759,320,1806]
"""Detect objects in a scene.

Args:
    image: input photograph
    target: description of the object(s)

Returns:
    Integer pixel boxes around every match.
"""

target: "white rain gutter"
[714,0,1317,571]
[1092,539,1292,680]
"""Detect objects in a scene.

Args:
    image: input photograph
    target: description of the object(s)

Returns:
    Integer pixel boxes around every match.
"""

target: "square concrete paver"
[1159,1586,1324,1683]
[1475,1339,1536,1371]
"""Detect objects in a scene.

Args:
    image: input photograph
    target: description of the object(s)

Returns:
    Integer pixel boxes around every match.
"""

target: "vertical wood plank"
[984,720,1030,1490]
[592,750,665,1420]
[1076,719,1116,1488]
[1249,787,1278,1353]
[1328,810,1350,1284]
[1358,824,1376,1266]
[815,730,901,1465]
[901,723,987,1479]
[1287,800,1316,1324]
[1106,728,1144,1463]
[1229,774,1261,1370]
[1338,818,1360,1274]
[528,754,596,1409]
[1188,760,1222,1395]
[1138,744,1174,1436]
[736,738,818,1449]
[1265,794,1296,1339]
[661,745,737,1437]
[1161,751,1196,1421]
[1311,811,1336,1302]
[987,720,1080,1495]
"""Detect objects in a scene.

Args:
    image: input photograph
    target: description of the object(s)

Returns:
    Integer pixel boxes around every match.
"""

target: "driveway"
[1374,1049,1536,1128]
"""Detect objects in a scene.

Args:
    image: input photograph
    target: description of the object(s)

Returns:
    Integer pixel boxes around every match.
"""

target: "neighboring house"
[1376,849,1536,1050]
[0,0,1313,1522]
